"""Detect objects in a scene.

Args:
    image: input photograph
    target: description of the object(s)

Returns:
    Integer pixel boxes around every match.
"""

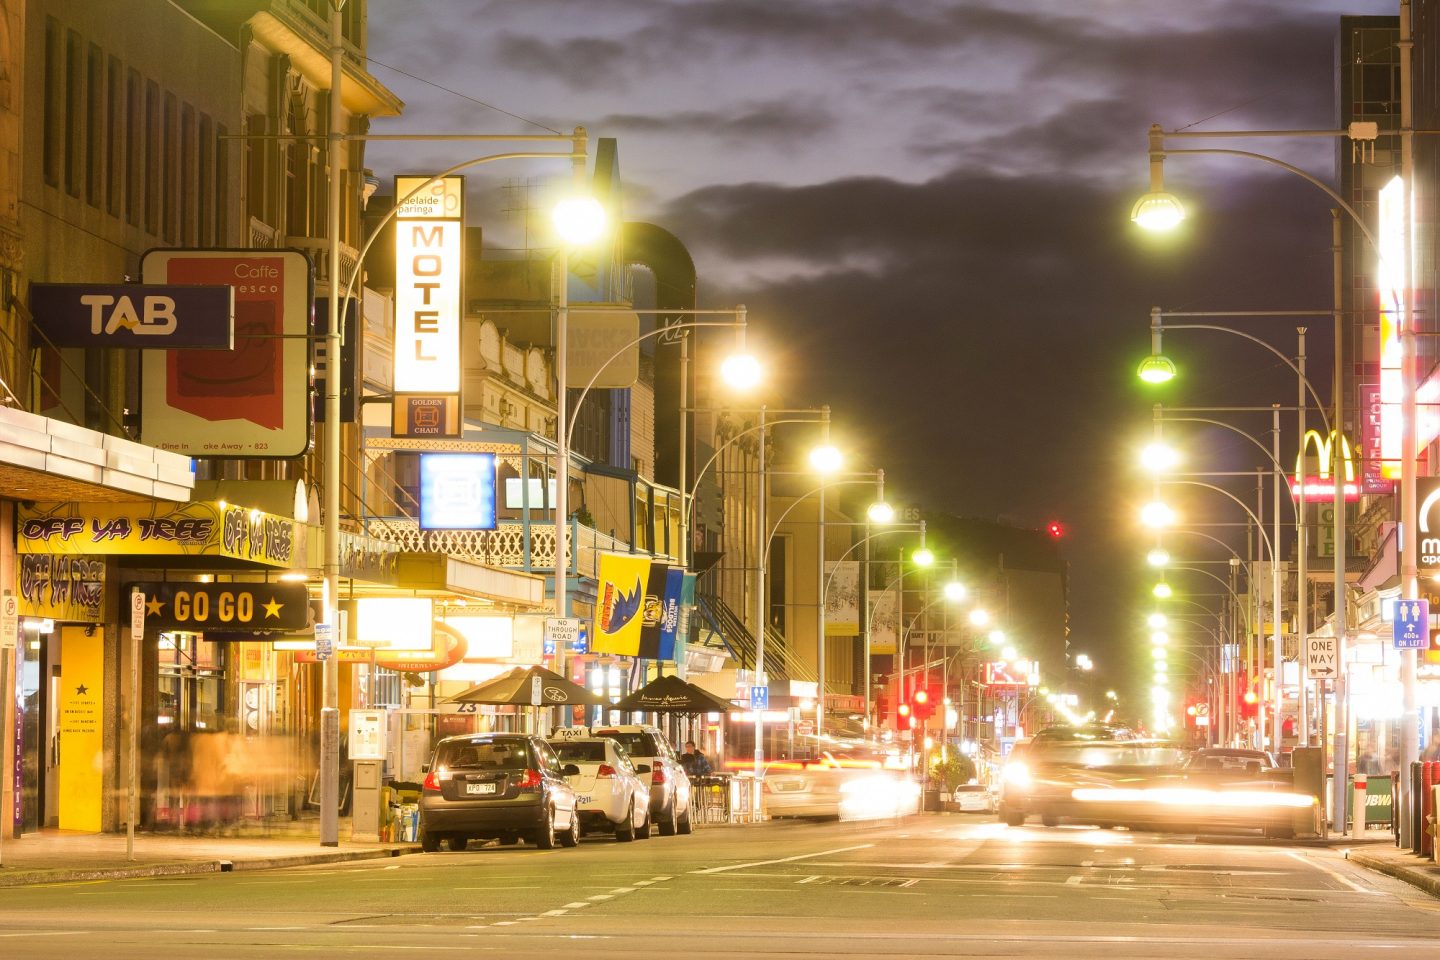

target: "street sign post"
[127,590,145,861]
[749,685,769,710]
[1305,634,1338,679]
[314,623,334,661]
[1392,599,1430,649]
[545,617,582,648]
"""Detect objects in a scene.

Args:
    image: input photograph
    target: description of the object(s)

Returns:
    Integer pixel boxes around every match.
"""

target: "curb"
[0,845,419,888]
[1348,849,1440,899]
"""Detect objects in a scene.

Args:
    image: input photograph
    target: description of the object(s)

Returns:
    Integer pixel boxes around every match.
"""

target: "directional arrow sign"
[1305,635,1338,679]
[1391,598,1431,650]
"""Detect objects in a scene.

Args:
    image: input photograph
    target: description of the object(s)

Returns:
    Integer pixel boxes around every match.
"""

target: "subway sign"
[133,582,311,632]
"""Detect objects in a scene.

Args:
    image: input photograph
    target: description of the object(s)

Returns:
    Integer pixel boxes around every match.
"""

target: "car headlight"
[1002,761,1032,788]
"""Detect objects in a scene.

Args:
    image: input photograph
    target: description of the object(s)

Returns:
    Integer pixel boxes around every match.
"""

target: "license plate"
[466,782,497,795]
[576,795,592,804]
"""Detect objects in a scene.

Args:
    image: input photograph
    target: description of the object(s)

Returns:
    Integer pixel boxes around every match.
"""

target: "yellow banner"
[17,501,303,568]
[58,625,104,832]
[17,555,106,622]
[592,553,651,657]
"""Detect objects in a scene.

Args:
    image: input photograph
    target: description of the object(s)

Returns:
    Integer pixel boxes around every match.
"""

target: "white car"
[592,725,693,835]
[549,736,652,841]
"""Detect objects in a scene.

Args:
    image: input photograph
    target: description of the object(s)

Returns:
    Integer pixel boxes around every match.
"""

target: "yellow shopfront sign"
[17,500,305,568]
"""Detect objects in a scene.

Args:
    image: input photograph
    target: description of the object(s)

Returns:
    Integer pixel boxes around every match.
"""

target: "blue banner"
[656,567,686,661]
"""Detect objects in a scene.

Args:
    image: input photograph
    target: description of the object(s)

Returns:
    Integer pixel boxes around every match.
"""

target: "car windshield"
[1027,741,1184,768]
[436,738,530,770]
[1186,751,1275,771]
[553,741,611,763]
[595,731,658,758]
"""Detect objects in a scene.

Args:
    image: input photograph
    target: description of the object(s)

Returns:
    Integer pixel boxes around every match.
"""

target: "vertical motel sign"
[393,175,464,438]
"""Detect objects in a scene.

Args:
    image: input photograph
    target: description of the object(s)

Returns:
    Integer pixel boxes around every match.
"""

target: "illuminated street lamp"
[720,352,762,391]
[1140,501,1176,528]
[1147,547,1170,567]
[1141,443,1179,473]
[1147,612,1167,629]
[1150,631,1169,646]
[809,443,843,474]
[866,500,896,524]
[1152,582,1173,599]
[968,608,992,627]
[943,581,967,602]
[912,546,936,567]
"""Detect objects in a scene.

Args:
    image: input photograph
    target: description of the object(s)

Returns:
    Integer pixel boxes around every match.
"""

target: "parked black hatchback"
[419,734,580,851]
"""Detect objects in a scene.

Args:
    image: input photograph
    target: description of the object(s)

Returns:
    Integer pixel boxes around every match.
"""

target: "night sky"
[367,0,1394,700]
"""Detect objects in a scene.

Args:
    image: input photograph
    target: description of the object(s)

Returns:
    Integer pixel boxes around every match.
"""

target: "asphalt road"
[3,815,1439,958]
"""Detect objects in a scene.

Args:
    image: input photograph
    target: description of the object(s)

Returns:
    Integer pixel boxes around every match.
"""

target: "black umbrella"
[450,665,605,706]
[612,674,735,714]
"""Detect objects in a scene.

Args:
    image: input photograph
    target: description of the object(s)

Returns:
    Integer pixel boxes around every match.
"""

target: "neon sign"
[1291,430,1359,501]
[1377,176,1440,478]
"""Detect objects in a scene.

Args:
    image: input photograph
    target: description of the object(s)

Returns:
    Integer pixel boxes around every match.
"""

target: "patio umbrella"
[612,674,735,714]
[449,665,605,706]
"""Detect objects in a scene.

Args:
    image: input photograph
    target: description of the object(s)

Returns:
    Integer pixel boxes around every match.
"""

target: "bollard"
[1354,774,1367,836]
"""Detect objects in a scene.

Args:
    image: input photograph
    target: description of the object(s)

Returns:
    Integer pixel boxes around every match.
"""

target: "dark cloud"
[659,164,1332,676]
[593,100,836,148]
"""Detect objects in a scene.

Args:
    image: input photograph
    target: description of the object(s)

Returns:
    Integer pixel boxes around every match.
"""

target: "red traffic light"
[898,703,911,717]
[1046,520,1065,538]
[913,689,928,704]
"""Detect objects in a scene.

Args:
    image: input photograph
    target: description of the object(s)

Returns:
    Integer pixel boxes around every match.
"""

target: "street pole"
[319,0,346,849]
[753,405,767,779]
[1297,329,1308,746]
[554,243,570,652]
[1271,406,1282,755]
[816,476,826,735]
[1330,208,1348,834]
[1399,0,1420,849]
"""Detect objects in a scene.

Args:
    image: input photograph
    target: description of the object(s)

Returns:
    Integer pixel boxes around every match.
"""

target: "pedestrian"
[679,740,711,778]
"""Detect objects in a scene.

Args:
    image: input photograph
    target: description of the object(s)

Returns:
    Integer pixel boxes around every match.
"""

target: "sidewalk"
[0,827,419,887]
[1347,843,1440,899]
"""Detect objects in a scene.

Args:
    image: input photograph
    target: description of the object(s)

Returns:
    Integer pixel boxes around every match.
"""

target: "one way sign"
[1392,599,1430,650]
[1305,635,1338,679]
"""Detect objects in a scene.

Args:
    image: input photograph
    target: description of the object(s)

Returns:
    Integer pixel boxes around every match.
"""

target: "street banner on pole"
[592,553,650,656]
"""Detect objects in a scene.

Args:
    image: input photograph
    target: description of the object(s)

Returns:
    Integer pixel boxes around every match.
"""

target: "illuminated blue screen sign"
[418,453,497,530]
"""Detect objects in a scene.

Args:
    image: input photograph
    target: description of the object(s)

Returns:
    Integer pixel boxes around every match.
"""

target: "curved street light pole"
[1161,478,1277,750]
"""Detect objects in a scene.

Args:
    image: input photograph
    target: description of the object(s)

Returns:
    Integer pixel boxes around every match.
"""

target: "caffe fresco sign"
[17,501,304,569]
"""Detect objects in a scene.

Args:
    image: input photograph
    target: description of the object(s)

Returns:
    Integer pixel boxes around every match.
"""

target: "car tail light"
[515,768,542,789]
[423,769,441,792]
[596,764,617,778]
[650,764,667,784]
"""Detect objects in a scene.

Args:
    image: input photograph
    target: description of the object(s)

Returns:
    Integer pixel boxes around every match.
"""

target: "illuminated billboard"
[984,660,1039,687]
[418,453,497,531]
[1377,176,1440,477]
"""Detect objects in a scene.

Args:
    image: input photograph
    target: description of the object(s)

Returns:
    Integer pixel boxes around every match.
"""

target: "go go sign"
[134,582,310,632]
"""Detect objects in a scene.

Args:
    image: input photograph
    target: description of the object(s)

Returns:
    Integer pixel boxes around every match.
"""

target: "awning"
[450,665,604,706]
[0,406,194,503]
[612,674,734,714]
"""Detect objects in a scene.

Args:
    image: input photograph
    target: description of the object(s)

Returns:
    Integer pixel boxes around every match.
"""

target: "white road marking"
[1284,850,1379,895]
[588,894,614,901]
[610,886,636,893]
[797,875,820,884]
[0,932,87,939]
[561,902,591,909]
[454,886,541,891]
[691,843,874,875]
[540,909,570,917]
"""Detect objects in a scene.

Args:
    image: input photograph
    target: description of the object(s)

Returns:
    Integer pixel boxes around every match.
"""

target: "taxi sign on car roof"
[550,726,592,740]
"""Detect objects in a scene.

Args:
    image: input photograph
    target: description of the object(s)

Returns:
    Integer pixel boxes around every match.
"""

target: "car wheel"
[1041,814,1060,828]
[635,805,652,841]
[677,806,693,835]
[1000,809,1025,827]
[657,801,678,836]
[534,807,559,849]
[559,810,581,848]
[447,836,469,852]
[420,827,441,853]
[615,807,636,842]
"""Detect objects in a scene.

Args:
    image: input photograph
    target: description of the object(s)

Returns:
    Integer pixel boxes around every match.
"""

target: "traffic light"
[1046,520,1065,539]
[912,686,937,721]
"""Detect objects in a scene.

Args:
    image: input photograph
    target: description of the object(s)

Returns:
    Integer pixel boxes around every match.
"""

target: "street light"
[808,444,843,474]
[1152,582,1173,599]
[1150,631,1169,646]
[867,500,896,524]
[968,608,991,627]
[1141,442,1179,473]
[943,581,967,602]
[552,195,606,245]
[1147,547,1170,567]
[720,352,763,390]
[1141,501,1176,528]
[912,546,935,567]
[1147,612,1168,629]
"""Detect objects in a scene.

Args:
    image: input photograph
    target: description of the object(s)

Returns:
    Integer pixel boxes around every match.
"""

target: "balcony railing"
[363,518,664,579]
